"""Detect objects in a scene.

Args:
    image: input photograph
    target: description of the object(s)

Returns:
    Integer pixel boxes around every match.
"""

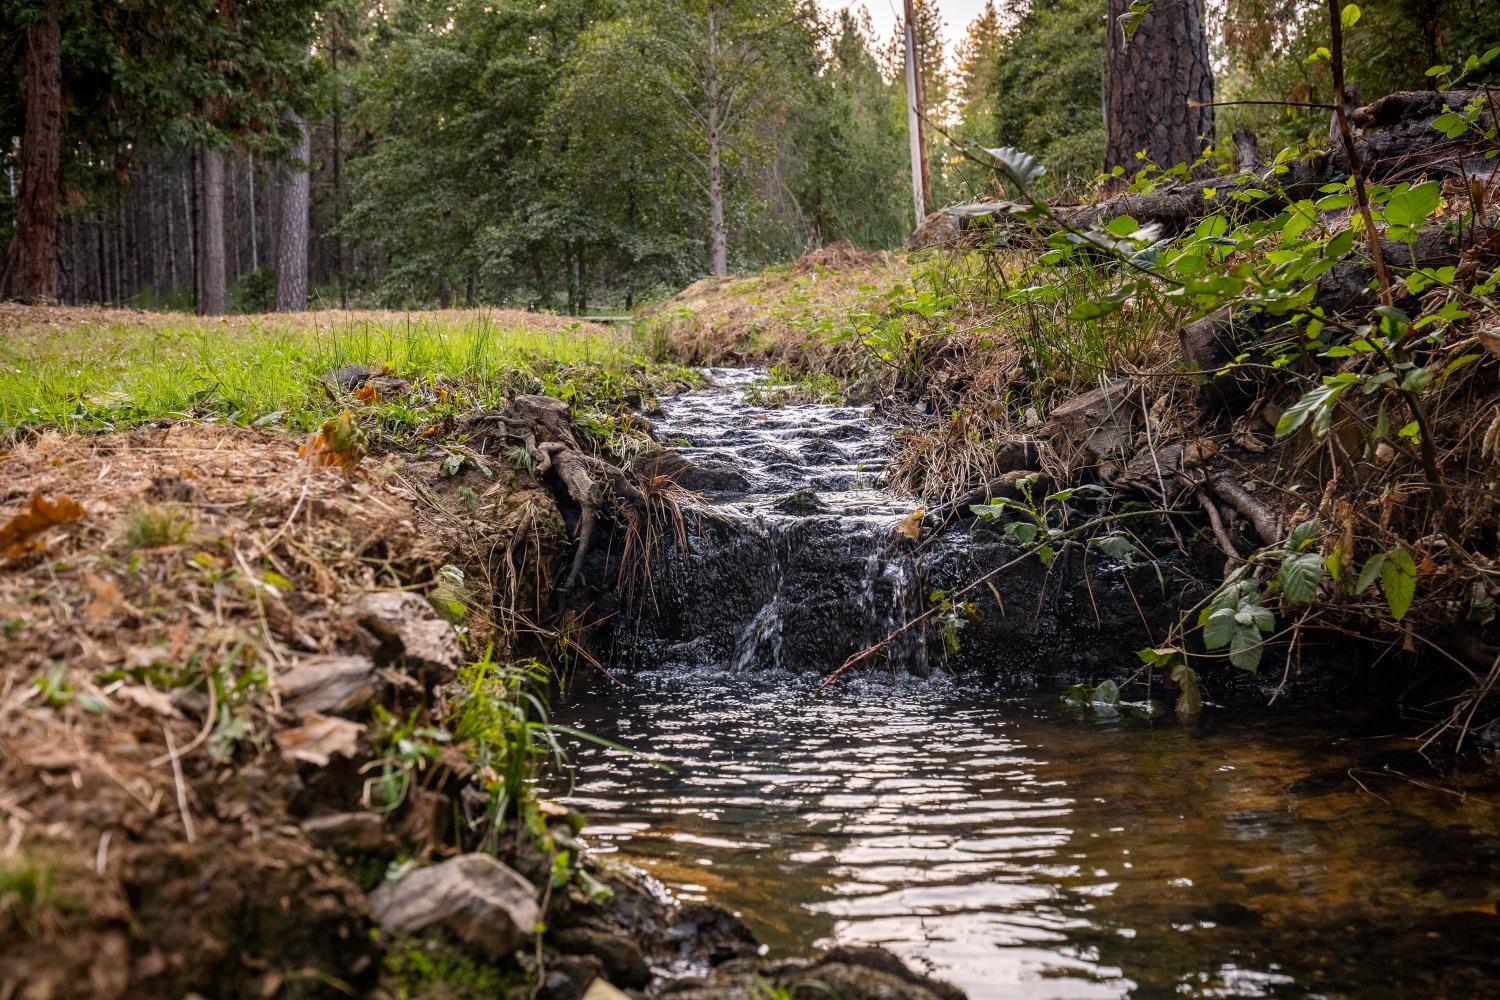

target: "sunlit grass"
[0,310,674,438]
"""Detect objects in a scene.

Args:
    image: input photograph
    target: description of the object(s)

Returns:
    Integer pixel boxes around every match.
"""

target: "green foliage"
[986,0,1107,189]
[122,504,192,550]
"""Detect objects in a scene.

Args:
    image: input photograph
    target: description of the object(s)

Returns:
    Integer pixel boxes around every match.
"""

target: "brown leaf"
[0,491,85,559]
[298,411,367,476]
[275,714,366,766]
[83,573,125,624]
[895,507,926,541]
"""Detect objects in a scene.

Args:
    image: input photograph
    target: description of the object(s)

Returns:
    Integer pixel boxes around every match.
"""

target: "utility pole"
[902,0,931,226]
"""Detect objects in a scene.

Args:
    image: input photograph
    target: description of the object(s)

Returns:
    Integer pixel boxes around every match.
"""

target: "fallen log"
[911,88,1498,249]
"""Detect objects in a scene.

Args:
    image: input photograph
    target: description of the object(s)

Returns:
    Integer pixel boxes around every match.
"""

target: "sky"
[820,0,996,62]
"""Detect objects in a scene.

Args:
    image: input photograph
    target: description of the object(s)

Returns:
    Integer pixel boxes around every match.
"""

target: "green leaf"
[1356,553,1387,595]
[1276,382,1346,438]
[1093,679,1121,707]
[1381,547,1417,621]
[1285,518,1322,552]
[440,452,465,477]
[1305,46,1331,64]
[1228,621,1265,672]
[1204,607,1238,650]
[1070,299,1125,321]
[1277,552,1325,605]
[1383,181,1442,227]
[1340,4,1361,28]
[1105,215,1142,238]
[1138,646,1185,669]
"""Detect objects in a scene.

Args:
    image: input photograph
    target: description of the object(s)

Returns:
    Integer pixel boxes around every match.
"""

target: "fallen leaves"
[274,714,366,766]
[1,491,85,559]
[299,410,368,475]
[895,507,925,541]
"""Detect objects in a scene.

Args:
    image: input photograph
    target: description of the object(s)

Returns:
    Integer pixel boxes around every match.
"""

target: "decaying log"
[1207,474,1282,547]
[1335,87,1500,180]
[469,395,647,590]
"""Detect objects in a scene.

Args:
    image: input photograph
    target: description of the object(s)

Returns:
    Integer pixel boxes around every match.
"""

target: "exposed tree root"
[469,395,648,591]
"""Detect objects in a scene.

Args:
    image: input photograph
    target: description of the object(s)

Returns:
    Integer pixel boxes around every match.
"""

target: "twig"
[163,724,197,844]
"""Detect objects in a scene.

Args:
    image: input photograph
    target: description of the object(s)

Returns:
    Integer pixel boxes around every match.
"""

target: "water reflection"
[555,672,1500,998]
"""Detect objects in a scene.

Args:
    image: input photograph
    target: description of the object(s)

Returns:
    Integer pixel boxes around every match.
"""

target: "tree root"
[469,395,648,591]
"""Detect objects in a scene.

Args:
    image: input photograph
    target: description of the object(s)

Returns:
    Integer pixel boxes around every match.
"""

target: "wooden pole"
[902,0,926,226]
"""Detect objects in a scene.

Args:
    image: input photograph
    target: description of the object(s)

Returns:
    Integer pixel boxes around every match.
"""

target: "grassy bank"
[0,305,688,439]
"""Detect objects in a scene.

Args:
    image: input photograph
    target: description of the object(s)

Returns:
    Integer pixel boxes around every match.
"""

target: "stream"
[557,370,1500,998]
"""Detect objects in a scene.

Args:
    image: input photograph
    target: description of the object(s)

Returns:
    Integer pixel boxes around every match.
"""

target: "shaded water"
[567,370,1500,997]
[557,676,1500,998]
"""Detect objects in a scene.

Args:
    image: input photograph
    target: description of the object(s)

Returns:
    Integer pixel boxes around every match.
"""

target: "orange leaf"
[353,385,381,405]
[298,411,367,476]
[1,491,85,558]
[895,507,926,541]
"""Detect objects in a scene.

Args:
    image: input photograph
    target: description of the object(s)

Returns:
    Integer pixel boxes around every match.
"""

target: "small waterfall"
[620,368,932,675]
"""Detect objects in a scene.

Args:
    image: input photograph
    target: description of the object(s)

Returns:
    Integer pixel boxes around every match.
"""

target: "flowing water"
[559,370,1500,997]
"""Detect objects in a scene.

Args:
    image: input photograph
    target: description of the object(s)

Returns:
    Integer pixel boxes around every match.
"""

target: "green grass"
[0,311,688,439]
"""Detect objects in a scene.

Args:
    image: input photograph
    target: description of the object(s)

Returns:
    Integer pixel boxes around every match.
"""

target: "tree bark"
[3,2,64,302]
[196,148,228,315]
[706,9,728,278]
[275,111,311,312]
[1104,0,1214,173]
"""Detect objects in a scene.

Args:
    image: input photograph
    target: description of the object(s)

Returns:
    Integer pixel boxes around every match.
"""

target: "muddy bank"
[0,419,960,999]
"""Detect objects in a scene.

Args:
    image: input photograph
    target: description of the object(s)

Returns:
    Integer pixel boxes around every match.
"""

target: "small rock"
[366,375,413,397]
[301,812,394,854]
[275,714,365,766]
[279,654,380,716]
[554,928,650,988]
[327,364,370,392]
[581,980,632,1000]
[355,591,462,675]
[774,488,826,515]
[368,854,540,959]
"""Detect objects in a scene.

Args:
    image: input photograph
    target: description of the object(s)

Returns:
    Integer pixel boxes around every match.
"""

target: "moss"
[381,935,530,999]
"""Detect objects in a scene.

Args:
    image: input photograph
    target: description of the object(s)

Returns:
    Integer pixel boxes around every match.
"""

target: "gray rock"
[327,363,370,392]
[279,654,380,716]
[356,591,462,675]
[368,854,540,959]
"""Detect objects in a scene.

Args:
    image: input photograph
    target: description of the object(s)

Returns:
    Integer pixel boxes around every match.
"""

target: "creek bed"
[559,368,1500,997]
[556,674,1500,998]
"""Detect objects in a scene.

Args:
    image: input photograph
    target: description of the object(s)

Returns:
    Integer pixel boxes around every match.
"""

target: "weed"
[122,504,192,550]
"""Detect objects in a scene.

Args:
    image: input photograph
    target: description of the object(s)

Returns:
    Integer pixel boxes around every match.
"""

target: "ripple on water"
[555,669,1500,999]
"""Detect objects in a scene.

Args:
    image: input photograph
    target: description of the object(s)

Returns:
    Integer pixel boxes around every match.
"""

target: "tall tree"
[3,0,63,302]
[275,112,310,311]
[1104,0,1214,172]
[989,0,1106,186]
[196,150,227,315]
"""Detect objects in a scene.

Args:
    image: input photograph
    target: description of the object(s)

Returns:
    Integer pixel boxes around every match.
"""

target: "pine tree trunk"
[275,112,310,312]
[705,9,728,278]
[3,2,63,302]
[1104,0,1214,173]
[197,148,228,315]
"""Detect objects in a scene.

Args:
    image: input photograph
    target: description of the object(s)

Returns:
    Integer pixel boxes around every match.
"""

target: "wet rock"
[552,927,650,988]
[368,854,540,959]
[773,488,825,515]
[661,945,965,1000]
[537,954,605,1000]
[355,591,462,675]
[301,811,395,854]
[279,653,380,716]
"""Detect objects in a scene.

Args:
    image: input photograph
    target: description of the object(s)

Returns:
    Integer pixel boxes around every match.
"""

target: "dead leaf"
[353,385,382,405]
[275,714,365,766]
[895,507,926,541]
[118,685,181,718]
[83,573,125,624]
[298,411,367,476]
[1478,328,1500,361]
[0,491,85,558]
